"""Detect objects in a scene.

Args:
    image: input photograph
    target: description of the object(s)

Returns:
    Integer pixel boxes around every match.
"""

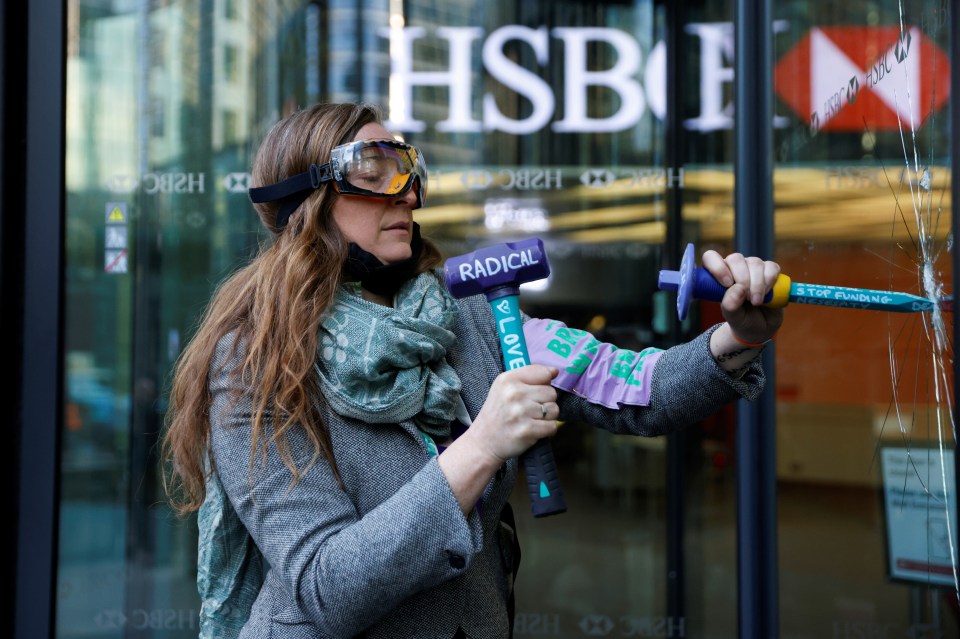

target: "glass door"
[61,1,689,636]
[771,1,958,637]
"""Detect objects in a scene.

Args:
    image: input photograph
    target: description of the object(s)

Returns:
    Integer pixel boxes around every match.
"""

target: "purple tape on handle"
[523,318,663,409]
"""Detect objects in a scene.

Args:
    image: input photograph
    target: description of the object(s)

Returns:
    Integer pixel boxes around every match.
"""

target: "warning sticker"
[106,202,127,223]
[105,249,128,274]
[105,225,127,249]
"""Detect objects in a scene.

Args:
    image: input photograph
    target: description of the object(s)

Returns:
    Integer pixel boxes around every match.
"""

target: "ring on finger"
[540,402,547,419]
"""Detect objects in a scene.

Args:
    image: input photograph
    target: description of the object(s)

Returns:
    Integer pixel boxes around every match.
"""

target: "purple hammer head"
[445,238,550,300]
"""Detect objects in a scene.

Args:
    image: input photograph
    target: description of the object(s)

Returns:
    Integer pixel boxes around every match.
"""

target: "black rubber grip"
[521,438,567,517]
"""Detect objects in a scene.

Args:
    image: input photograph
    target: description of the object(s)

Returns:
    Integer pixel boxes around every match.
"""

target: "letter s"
[483,26,555,134]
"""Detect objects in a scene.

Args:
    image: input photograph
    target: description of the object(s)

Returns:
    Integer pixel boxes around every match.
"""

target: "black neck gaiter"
[343,222,425,297]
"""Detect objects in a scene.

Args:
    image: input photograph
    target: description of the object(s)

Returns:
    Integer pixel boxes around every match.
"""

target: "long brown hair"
[162,103,442,514]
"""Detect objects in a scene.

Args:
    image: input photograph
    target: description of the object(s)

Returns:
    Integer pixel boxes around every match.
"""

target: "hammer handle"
[490,294,567,518]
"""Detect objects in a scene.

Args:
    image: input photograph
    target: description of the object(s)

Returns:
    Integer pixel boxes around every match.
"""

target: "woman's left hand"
[701,250,784,346]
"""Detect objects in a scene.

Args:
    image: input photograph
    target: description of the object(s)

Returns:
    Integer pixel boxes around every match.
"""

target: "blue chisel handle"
[658,243,788,320]
[489,293,567,517]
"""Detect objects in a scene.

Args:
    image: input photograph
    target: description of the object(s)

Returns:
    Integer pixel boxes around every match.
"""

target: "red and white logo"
[775,26,950,132]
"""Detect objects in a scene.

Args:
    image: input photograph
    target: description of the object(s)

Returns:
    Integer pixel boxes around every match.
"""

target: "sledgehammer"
[445,239,568,517]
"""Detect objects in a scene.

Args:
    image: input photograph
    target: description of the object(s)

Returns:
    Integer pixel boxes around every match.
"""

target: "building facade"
[5,0,958,637]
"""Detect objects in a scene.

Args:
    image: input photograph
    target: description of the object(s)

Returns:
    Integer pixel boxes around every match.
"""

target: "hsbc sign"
[775,26,950,132]
[382,25,663,134]
[381,23,949,135]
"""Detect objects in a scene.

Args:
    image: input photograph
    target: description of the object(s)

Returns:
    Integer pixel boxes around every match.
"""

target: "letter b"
[552,27,645,133]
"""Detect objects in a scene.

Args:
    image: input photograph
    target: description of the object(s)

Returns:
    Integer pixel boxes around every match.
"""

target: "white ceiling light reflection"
[483,198,550,233]
[520,274,551,293]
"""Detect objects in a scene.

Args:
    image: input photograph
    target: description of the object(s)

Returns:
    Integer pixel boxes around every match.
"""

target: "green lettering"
[547,339,571,358]
[627,361,644,386]
[626,348,660,386]
[583,336,600,356]
[566,352,592,375]
[610,361,631,379]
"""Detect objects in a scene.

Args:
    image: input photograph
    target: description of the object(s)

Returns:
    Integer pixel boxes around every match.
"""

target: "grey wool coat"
[208,294,764,639]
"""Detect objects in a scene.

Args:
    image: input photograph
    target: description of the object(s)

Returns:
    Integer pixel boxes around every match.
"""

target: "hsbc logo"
[579,614,615,636]
[774,26,950,131]
[580,169,616,188]
[222,172,251,193]
[105,174,139,193]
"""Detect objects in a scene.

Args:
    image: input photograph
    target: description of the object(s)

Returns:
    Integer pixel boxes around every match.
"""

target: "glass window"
[223,0,239,22]
[59,0,957,637]
[772,1,957,637]
[223,44,240,83]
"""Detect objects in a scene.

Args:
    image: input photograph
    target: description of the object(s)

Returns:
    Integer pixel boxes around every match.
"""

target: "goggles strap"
[248,164,332,229]
[344,222,425,297]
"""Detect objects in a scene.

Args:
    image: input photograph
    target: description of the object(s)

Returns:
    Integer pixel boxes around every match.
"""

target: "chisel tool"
[658,243,952,320]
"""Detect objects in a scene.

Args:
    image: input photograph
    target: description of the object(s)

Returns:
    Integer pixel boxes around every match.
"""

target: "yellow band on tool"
[767,274,791,308]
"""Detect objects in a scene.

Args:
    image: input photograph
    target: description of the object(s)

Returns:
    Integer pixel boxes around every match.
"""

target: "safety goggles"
[248,139,428,229]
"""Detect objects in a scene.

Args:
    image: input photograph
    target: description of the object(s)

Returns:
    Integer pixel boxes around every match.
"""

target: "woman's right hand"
[466,364,560,463]
[438,364,559,514]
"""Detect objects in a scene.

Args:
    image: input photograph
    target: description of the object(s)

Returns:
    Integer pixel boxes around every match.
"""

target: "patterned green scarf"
[316,269,462,439]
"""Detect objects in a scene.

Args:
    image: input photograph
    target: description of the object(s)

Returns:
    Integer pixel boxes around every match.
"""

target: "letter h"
[382,26,484,133]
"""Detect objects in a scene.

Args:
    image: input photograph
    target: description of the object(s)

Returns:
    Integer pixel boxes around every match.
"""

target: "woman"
[162,102,783,639]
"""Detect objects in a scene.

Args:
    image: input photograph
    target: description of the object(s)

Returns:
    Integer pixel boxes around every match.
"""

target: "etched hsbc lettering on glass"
[624,167,685,188]
[94,609,198,631]
[461,168,560,192]
[106,173,206,194]
[576,167,686,188]
[500,168,561,190]
[824,165,882,190]
[129,608,198,630]
[619,616,687,637]
[513,612,561,635]
[141,172,205,194]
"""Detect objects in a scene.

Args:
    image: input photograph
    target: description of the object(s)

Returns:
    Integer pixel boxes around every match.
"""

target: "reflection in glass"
[60,0,958,637]
[773,1,957,636]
